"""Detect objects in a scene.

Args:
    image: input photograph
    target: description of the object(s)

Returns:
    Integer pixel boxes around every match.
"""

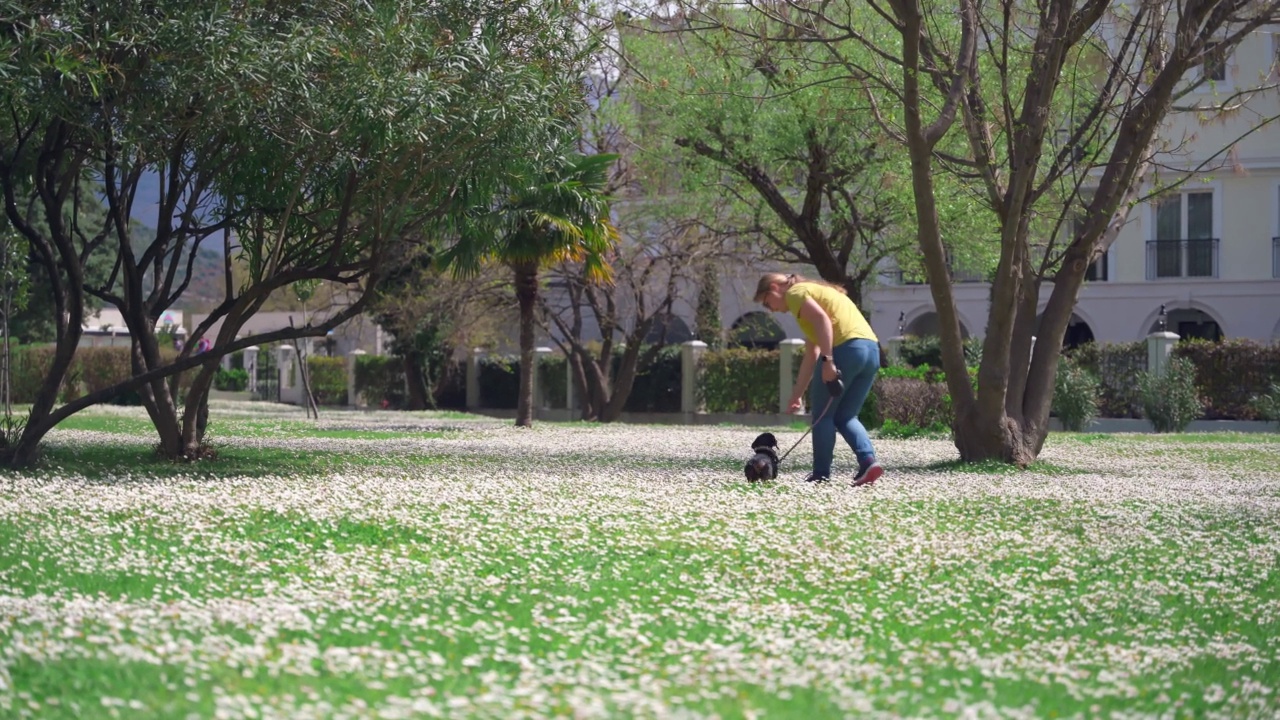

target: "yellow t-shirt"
[785,282,878,345]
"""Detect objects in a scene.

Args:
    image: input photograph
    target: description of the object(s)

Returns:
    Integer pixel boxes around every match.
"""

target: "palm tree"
[445,153,619,427]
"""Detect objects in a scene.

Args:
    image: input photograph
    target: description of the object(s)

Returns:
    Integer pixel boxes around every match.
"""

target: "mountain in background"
[130,172,229,311]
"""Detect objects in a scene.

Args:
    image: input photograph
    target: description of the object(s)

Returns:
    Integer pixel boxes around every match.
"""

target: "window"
[1272,33,1280,77]
[1274,182,1280,279]
[1203,42,1227,82]
[1148,190,1218,279]
[1085,250,1108,282]
[1071,213,1108,281]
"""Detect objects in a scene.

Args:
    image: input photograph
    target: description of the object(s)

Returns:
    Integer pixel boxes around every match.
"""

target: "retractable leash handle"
[777,367,843,468]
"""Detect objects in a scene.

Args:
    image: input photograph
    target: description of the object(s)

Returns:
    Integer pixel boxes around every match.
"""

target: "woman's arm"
[789,342,820,412]
[797,297,838,382]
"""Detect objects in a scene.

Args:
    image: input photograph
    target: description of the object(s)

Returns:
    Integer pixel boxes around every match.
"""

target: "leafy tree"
[615,6,993,305]
[2,180,118,344]
[373,250,512,410]
[443,152,620,427]
[646,0,1280,465]
[0,0,592,466]
[694,262,723,350]
[540,210,726,421]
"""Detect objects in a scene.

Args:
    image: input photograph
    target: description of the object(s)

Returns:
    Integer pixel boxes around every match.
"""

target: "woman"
[755,272,883,486]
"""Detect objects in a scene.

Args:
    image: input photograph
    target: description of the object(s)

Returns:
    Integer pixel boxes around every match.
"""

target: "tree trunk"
[175,356,223,458]
[567,348,594,421]
[132,333,185,459]
[513,261,538,427]
[6,313,80,465]
[953,402,1038,466]
[404,351,431,410]
[602,322,654,422]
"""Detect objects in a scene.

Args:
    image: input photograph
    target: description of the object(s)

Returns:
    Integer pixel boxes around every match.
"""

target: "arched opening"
[1037,312,1095,350]
[905,311,971,339]
[1062,315,1095,350]
[1148,307,1223,341]
[643,315,693,345]
[729,311,786,349]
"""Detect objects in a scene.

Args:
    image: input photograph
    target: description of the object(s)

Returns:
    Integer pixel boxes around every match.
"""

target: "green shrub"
[430,360,466,409]
[624,345,682,413]
[874,376,951,429]
[897,335,983,369]
[1251,383,1280,429]
[1139,357,1203,433]
[355,354,405,409]
[877,418,951,439]
[1172,338,1280,420]
[214,368,249,392]
[540,354,567,409]
[1052,356,1100,432]
[7,345,57,404]
[699,347,777,414]
[1069,341,1146,419]
[478,355,519,409]
[307,356,347,406]
[74,347,133,398]
[860,384,881,429]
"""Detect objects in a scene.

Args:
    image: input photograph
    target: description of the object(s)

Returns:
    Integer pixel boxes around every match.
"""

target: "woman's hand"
[783,389,803,412]
[820,359,838,383]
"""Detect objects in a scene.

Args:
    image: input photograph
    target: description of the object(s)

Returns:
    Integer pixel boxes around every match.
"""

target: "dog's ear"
[751,432,777,449]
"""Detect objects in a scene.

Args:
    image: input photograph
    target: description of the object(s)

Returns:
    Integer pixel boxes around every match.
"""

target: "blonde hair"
[753,272,846,302]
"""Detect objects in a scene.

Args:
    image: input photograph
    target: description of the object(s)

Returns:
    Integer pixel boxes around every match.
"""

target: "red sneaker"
[852,461,883,487]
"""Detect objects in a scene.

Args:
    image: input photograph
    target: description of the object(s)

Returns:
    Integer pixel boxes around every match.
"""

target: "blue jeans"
[809,338,879,478]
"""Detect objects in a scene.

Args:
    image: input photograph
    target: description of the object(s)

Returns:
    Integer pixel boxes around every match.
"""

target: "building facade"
[717,28,1280,347]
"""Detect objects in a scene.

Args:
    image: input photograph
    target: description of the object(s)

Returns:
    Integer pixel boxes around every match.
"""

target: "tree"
[648,0,1280,465]
[0,0,592,466]
[615,6,992,305]
[540,210,729,421]
[694,262,723,350]
[373,251,513,411]
[443,152,620,427]
[2,180,117,344]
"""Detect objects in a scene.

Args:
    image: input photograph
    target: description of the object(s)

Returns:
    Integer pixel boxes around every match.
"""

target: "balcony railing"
[1145,238,1219,280]
[1085,253,1108,282]
[879,265,987,285]
[1274,237,1279,279]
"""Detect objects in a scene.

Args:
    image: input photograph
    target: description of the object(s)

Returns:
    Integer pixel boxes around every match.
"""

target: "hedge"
[699,348,778,414]
[354,354,405,409]
[624,346,682,413]
[1172,339,1280,420]
[1066,341,1146,419]
[307,356,348,406]
[478,355,519,410]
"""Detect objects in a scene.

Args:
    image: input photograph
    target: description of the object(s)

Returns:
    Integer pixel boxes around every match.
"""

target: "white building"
[80,308,186,348]
[715,28,1280,347]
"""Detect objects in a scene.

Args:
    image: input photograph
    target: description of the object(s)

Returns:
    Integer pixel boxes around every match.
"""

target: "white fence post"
[534,346,552,411]
[346,349,367,408]
[778,338,806,414]
[244,346,259,393]
[466,347,485,411]
[1147,330,1180,377]
[278,345,298,404]
[884,336,905,365]
[681,340,708,415]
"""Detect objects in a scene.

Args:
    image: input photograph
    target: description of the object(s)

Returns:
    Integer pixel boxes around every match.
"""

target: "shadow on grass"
[31,442,444,481]
[893,458,1090,476]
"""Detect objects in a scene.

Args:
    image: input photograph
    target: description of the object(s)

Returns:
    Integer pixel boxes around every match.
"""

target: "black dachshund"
[743,432,780,482]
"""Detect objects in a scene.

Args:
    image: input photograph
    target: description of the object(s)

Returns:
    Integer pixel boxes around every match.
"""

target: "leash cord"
[776,394,836,468]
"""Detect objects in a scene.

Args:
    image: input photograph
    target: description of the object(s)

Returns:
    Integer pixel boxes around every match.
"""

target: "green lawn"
[1,402,1277,718]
